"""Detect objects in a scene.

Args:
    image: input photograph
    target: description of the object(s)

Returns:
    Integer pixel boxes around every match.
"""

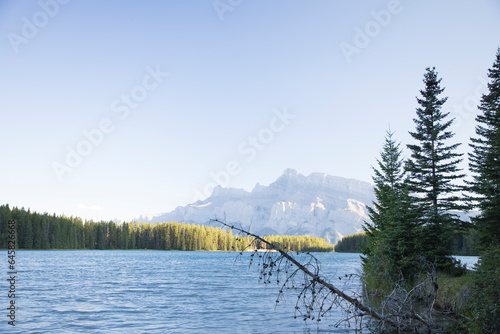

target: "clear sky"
[0,0,499,222]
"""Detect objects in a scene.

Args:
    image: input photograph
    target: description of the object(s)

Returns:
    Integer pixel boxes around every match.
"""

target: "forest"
[334,232,367,253]
[357,49,500,332]
[334,229,479,255]
[243,49,500,332]
[0,204,333,252]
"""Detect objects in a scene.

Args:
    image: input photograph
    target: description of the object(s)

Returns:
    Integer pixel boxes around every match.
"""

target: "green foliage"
[334,232,367,253]
[462,50,500,333]
[406,67,465,267]
[432,270,473,312]
[0,204,333,252]
[363,130,422,284]
[450,228,480,256]
[360,52,499,332]
[340,229,479,256]
[466,247,500,333]
[468,48,500,251]
[264,234,334,252]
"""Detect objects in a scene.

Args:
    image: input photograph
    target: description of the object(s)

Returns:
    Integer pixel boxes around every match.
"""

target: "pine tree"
[32,218,42,249]
[0,205,11,248]
[406,67,465,267]
[469,48,500,250]
[22,217,33,249]
[365,130,407,233]
[41,218,50,249]
[122,222,130,249]
[96,224,106,250]
[363,130,421,282]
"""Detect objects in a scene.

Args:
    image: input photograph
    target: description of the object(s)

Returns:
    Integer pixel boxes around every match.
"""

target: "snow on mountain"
[141,169,375,244]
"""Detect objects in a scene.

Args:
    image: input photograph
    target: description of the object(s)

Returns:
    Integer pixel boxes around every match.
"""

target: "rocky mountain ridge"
[139,169,375,244]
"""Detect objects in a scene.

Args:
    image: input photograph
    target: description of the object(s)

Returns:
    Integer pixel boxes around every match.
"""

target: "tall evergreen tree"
[96,224,106,250]
[32,219,42,249]
[363,130,420,282]
[0,205,11,248]
[22,217,33,249]
[41,218,50,249]
[469,48,500,250]
[406,67,465,266]
[365,130,406,232]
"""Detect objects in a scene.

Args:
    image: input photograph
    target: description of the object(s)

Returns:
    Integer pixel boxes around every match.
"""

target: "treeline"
[334,232,367,253]
[0,204,333,252]
[263,235,334,252]
[335,230,479,255]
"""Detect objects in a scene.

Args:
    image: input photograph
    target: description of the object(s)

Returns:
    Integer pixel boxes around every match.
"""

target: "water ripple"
[4,250,465,333]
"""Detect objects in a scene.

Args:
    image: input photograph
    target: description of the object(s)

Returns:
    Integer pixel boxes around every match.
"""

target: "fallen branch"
[211,219,388,324]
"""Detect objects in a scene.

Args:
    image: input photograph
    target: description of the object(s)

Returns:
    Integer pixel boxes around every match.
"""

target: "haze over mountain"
[139,169,375,244]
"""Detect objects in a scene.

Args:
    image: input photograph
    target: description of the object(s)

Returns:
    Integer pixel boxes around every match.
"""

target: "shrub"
[467,247,500,333]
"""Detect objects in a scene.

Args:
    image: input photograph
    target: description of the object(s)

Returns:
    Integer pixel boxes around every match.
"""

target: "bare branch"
[211,218,389,326]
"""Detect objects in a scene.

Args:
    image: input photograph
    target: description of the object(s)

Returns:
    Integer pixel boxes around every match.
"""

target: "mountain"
[140,169,376,244]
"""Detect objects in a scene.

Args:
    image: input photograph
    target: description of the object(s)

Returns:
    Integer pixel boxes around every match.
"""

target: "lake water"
[3,251,478,333]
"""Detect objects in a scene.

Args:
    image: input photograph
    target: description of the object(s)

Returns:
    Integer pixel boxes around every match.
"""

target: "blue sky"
[1,0,499,222]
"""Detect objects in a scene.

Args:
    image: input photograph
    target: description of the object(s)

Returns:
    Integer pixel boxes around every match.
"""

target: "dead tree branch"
[211,218,390,327]
[212,219,444,332]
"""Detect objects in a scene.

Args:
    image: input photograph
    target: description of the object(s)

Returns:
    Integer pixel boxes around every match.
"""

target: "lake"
[5,251,478,333]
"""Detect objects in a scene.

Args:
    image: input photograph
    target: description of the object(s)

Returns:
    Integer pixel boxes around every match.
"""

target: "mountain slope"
[141,169,375,244]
